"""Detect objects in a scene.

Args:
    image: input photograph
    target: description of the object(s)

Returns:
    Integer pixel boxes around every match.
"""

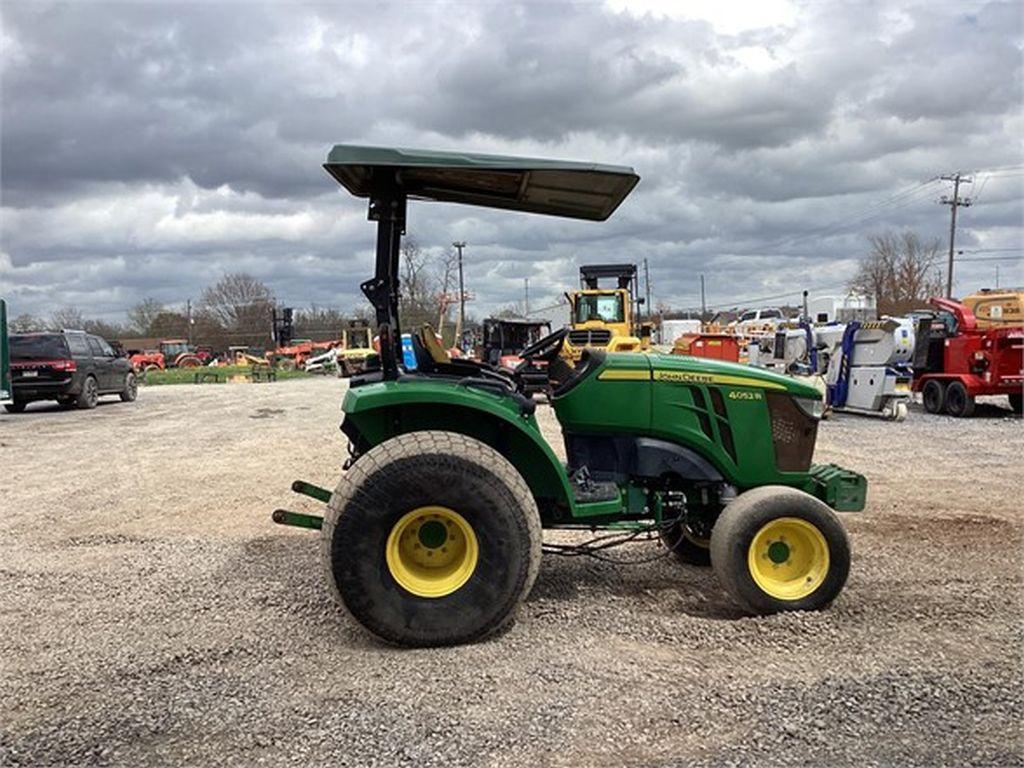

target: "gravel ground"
[1,377,1021,767]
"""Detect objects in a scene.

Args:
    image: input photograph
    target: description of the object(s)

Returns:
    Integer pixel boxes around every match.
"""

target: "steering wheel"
[519,327,568,362]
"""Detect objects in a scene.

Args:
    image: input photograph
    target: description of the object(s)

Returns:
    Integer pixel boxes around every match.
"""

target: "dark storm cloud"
[1,0,1022,322]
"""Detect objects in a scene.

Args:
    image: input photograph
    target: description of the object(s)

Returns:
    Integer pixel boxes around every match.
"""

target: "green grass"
[140,365,314,386]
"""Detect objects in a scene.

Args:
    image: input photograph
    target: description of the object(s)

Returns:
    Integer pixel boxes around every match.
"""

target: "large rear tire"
[921,379,945,414]
[710,486,851,615]
[944,381,975,418]
[322,431,542,647]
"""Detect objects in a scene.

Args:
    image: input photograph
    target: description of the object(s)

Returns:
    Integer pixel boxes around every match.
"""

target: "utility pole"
[524,277,530,316]
[186,299,192,345]
[452,241,466,347]
[996,265,1000,288]
[939,173,972,298]
[700,274,706,320]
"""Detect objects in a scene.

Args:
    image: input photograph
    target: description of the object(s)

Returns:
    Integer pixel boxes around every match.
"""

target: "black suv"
[6,330,137,413]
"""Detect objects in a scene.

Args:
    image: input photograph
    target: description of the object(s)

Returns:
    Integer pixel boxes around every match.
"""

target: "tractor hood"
[324,145,639,221]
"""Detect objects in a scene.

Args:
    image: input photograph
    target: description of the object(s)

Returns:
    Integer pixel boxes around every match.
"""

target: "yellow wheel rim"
[385,506,478,598]
[747,517,829,600]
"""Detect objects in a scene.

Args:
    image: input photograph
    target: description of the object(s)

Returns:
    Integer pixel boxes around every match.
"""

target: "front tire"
[120,372,138,402]
[322,431,542,647]
[710,486,851,615]
[944,381,975,417]
[76,376,99,409]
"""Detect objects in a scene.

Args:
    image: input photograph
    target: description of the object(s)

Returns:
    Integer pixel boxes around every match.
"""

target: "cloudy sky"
[1,0,1022,326]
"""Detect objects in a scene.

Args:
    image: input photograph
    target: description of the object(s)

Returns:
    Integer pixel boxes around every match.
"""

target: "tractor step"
[573,480,620,504]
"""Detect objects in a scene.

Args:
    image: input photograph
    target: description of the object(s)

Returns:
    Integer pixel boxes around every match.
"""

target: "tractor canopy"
[323,145,640,380]
[324,145,639,222]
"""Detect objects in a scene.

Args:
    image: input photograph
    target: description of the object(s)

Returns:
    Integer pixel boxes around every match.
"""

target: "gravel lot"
[2,377,1021,767]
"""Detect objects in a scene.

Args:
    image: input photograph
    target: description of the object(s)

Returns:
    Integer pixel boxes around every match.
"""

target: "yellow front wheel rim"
[386,506,478,598]
[747,517,829,600]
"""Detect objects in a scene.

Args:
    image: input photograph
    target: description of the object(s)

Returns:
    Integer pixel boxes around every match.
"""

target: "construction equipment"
[563,264,650,359]
[481,317,552,398]
[336,319,373,377]
[272,145,867,648]
[672,333,741,363]
[756,319,915,420]
[961,288,1024,330]
[912,297,1023,416]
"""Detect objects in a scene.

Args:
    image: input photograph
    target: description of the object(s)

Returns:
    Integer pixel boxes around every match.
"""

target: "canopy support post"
[361,177,406,381]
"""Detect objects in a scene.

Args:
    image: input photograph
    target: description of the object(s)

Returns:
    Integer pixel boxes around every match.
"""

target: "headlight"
[793,395,825,420]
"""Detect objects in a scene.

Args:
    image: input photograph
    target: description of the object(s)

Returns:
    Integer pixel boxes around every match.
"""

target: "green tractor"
[274,145,867,647]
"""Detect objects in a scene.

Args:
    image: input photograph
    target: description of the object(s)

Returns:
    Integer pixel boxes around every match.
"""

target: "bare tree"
[149,311,190,339]
[127,298,164,335]
[51,306,86,330]
[850,232,944,316]
[10,313,47,332]
[199,273,275,337]
[83,319,129,339]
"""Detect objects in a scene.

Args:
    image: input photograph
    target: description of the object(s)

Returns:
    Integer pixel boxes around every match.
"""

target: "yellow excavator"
[562,263,651,360]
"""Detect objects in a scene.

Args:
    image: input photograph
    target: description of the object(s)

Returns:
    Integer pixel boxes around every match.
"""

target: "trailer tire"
[710,486,850,615]
[322,430,542,647]
[922,380,945,414]
[944,381,975,418]
[1009,393,1022,415]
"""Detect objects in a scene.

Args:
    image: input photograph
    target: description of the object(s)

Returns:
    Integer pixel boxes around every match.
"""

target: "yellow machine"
[336,319,373,376]
[563,263,651,360]
[961,288,1024,329]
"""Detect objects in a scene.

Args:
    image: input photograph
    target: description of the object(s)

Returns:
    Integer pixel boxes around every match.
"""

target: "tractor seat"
[419,324,450,364]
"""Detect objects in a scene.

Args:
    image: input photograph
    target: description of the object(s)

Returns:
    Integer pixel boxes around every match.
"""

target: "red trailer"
[912,297,1023,417]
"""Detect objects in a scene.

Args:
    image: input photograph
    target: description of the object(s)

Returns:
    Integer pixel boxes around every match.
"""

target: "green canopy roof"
[323,145,639,221]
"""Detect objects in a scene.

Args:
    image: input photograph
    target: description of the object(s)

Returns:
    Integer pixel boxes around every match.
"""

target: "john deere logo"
[654,370,714,384]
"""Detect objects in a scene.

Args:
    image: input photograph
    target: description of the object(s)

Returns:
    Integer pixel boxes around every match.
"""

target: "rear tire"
[710,486,851,615]
[1009,392,1022,415]
[119,372,138,402]
[4,402,26,413]
[322,431,542,647]
[921,380,945,414]
[76,376,99,409]
[944,381,975,417]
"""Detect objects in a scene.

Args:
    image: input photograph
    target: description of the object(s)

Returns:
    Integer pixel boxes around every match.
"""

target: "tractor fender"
[340,381,574,513]
[634,437,725,482]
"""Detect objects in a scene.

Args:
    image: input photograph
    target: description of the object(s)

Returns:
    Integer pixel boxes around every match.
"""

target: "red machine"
[671,333,741,363]
[912,297,1023,417]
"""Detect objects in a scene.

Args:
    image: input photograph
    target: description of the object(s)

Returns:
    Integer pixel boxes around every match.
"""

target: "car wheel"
[120,371,138,402]
[944,381,975,417]
[710,486,851,615]
[322,431,542,647]
[4,402,27,414]
[921,380,945,414]
[76,376,99,409]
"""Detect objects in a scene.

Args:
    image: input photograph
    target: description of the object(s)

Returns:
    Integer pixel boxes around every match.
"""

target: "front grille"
[569,329,613,347]
[766,392,818,471]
